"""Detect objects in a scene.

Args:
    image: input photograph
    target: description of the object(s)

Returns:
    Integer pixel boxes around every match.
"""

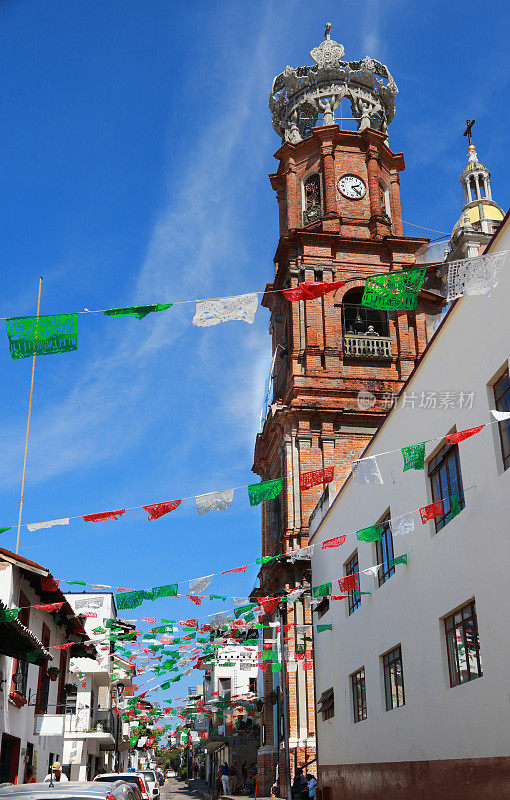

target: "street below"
[160,778,209,800]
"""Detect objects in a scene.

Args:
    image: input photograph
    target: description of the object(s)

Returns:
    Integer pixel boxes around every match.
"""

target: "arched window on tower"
[302,173,323,226]
[341,287,392,360]
[478,175,486,199]
[378,180,392,224]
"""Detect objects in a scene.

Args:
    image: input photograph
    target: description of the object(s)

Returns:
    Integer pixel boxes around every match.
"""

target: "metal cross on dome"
[464,118,475,147]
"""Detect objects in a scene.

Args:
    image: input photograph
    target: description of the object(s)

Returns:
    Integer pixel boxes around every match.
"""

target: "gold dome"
[453,199,504,233]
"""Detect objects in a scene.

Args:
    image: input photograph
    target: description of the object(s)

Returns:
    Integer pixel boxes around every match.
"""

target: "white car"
[94,773,151,800]
[165,770,175,779]
[139,771,160,800]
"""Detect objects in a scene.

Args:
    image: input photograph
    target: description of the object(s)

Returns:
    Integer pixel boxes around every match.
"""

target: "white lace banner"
[289,545,314,563]
[390,512,415,537]
[361,564,382,578]
[192,293,259,327]
[286,588,305,603]
[490,409,510,422]
[209,611,233,627]
[233,596,251,605]
[189,575,214,594]
[195,488,235,515]
[296,624,312,635]
[447,252,507,303]
[286,661,298,673]
[27,517,69,532]
[240,662,254,671]
[351,456,384,486]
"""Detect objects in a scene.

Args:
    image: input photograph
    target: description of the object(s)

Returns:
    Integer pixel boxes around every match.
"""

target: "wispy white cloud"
[360,0,383,58]
[0,7,277,492]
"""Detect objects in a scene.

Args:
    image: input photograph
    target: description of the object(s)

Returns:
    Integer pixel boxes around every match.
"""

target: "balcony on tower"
[342,288,392,360]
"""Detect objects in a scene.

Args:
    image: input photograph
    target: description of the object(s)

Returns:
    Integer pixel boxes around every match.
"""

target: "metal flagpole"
[15,276,43,555]
[278,600,292,800]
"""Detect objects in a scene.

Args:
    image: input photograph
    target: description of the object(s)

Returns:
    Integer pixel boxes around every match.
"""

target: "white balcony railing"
[343,334,392,359]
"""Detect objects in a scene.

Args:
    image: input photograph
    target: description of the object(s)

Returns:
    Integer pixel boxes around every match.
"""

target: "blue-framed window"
[345,552,361,614]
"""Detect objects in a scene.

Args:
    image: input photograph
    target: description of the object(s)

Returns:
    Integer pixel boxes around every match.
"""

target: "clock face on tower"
[337,174,367,200]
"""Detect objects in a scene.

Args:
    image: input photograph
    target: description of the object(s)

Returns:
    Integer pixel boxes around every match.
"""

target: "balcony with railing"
[63,707,116,749]
[343,333,392,359]
[342,303,392,360]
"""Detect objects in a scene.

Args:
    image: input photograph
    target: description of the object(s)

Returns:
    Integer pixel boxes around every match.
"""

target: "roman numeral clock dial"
[338,173,367,199]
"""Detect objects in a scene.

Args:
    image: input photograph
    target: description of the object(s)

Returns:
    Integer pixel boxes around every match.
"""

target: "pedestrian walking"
[291,768,308,800]
[230,764,238,794]
[221,762,231,795]
[44,763,68,783]
[306,774,317,800]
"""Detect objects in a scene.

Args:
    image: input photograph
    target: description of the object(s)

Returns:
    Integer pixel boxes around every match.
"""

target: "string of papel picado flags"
[4,409,507,538]
[3,251,506,359]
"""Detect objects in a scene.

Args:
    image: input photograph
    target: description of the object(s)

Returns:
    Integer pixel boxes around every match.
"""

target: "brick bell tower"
[251,24,443,794]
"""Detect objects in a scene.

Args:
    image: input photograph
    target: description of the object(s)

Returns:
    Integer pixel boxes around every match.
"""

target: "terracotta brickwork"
[252,124,442,795]
[318,758,510,800]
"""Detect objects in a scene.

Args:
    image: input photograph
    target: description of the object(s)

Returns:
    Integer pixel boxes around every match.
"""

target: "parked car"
[0,782,138,800]
[138,772,159,800]
[93,774,150,800]
[165,771,175,779]
[154,774,164,788]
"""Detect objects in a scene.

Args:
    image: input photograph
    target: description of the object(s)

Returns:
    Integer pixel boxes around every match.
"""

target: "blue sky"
[0,0,508,718]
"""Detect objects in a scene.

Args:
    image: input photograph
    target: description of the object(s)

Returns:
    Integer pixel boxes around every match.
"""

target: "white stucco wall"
[63,593,117,778]
[0,564,74,781]
[310,223,510,766]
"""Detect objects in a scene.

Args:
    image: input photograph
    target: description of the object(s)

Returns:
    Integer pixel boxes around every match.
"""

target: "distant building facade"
[63,592,123,779]
[310,216,510,800]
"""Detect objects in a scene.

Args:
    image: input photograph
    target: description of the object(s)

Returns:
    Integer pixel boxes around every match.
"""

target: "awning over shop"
[201,740,228,753]
[0,601,51,666]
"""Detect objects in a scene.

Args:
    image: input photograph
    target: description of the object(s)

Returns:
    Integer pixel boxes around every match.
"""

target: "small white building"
[0,547,95,783]
[309,216,510,799]
[63,592,120,779]
[112,652,137,773]
[201,643,259,784]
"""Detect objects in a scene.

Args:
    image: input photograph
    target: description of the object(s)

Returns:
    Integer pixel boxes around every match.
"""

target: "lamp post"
[275,595,292,800]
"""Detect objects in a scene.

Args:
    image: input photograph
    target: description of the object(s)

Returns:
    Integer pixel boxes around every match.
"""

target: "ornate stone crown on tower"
[269,22,398,143]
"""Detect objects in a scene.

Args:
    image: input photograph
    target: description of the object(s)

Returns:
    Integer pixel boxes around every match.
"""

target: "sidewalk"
[186,778,271,800]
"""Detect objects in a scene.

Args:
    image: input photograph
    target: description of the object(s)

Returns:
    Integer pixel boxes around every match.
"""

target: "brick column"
[366,146,381,219]
[320,144,337,219]
[276,186,287,234]
[389,173,404,235]
[285,159,298,229]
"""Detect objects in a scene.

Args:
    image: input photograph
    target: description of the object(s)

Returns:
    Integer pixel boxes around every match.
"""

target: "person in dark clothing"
[292,768,308,800]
